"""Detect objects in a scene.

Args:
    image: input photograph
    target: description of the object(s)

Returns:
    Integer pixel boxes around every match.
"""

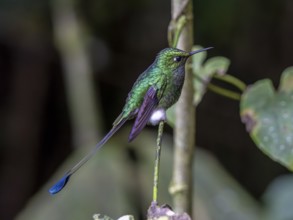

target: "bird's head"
[155,47,213,70]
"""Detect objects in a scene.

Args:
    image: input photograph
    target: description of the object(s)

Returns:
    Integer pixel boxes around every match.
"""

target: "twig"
[193,73,243,101]
[207,84,241,100]
[152,121,165,203]
[213,74,247,92]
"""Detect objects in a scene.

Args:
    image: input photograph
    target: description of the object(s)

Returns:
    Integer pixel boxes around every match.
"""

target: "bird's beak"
[189,47,213,56]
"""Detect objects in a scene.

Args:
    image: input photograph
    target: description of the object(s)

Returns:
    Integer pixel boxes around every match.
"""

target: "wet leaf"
[240,68,293,170]
[191,45,230,105]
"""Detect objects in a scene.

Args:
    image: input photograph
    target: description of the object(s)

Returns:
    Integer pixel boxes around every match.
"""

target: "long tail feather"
[49,117,128,195]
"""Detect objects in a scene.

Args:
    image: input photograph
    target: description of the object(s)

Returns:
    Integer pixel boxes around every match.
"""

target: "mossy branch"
[169,0,195,215]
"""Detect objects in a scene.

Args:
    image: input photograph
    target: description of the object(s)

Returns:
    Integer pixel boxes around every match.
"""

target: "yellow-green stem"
[213,74,247,92]
[171,16,187,48]
[207,83,242,100]
[152,121,165,203]
[193,73,244,101]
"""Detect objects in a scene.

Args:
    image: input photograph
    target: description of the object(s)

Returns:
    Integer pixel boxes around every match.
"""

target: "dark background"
[0,0,293,219]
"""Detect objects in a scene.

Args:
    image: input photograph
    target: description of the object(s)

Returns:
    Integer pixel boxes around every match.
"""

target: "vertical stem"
[170,0,195,215]
[152,121,165,203]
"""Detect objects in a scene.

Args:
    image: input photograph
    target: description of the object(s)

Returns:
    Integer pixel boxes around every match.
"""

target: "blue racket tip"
[49,174,71,195]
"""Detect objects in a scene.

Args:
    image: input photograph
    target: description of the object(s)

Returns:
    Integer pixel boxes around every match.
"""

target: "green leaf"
[280,66,293,93]
[203,56,230,76]
[191,45,207,73]
[192,45,230,105]
[240,68,293,170]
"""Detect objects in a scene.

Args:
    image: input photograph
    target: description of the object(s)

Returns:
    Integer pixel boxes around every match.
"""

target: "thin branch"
[213,74,247,92]
[152,121,165,204]
[207,84,241,100]
[193,73,242,101]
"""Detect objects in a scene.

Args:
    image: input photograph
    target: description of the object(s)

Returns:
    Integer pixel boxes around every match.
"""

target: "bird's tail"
[49,116,128,195]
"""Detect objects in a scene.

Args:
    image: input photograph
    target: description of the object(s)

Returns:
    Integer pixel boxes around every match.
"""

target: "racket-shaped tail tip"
[49,174,71,195]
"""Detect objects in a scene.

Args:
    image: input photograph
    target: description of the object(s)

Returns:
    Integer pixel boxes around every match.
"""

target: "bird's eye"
[173,56,182,62]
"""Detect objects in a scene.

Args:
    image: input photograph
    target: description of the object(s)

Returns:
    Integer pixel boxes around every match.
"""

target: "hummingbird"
[49,47,213,195]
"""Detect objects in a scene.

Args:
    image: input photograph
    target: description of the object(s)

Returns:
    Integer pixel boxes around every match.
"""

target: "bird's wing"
[128,86,159,142]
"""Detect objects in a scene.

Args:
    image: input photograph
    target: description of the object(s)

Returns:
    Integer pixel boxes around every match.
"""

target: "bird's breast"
[158,67,185,109]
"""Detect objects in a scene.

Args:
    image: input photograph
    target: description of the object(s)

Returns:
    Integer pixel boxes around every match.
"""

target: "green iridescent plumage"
[115,48,194,126]
[49,47,212,195]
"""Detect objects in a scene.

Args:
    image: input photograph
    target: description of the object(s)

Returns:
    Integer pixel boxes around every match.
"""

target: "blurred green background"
[1,0,293,219]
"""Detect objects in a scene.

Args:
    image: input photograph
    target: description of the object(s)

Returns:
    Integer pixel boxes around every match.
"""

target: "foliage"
[191,45,231,105]
[170,45,293,173]
[241,67,293,170]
